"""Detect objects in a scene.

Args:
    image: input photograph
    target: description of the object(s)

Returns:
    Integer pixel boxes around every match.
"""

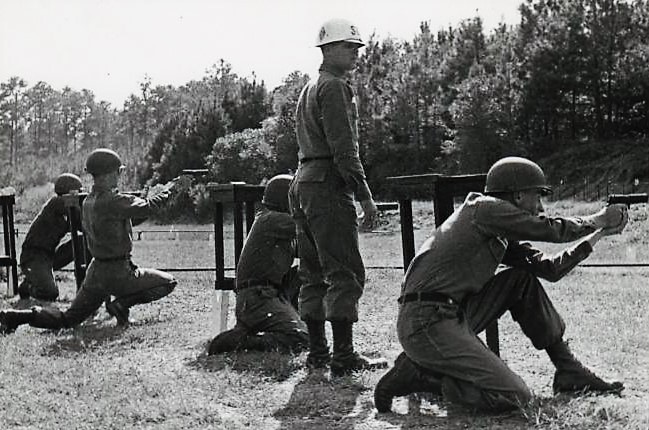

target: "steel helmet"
[85,148,124,176]
[262,174,293,213]
[54,173,82,195]
[485,156,552,195]
[315,18,364,47]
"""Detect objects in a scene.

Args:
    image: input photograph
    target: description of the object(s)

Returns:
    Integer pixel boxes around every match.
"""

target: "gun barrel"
[607,193,649,205]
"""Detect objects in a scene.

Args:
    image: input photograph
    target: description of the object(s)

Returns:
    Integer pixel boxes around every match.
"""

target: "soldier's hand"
[359,199,378,231]
[594,204,627,229]
[602,205,629,236]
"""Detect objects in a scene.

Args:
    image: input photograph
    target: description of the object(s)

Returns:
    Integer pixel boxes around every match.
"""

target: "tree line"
[2,0,648,219]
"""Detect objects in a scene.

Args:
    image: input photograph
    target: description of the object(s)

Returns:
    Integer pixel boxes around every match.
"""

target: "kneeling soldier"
[1,148,177,333]
[374,156,628,413]
[208,174,309,354]
[18,173,83,301]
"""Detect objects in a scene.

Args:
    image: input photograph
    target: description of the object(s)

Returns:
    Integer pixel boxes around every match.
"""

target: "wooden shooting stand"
[1,194,19,296]
[206,182,266,291]
[62,193,91,289]
[385,173,501,356]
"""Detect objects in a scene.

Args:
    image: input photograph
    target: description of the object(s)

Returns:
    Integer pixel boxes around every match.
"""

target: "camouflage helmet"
[261,174,293,213]
[485,156,552,195]
[54,173,82,195]
[85,148,124,176]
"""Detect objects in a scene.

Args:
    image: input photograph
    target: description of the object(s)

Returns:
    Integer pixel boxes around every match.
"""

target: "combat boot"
[0,309,35,333]
[553,366,623,394]
[547,340,624,394]
[330,320,388,377]
[374,352,442,413]
[106,300,131,326]
[305,320,330,369]
[17,280,31,300]
[209,326,248,354]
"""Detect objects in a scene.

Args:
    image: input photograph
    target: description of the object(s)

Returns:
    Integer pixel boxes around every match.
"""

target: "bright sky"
[1,0,523,108]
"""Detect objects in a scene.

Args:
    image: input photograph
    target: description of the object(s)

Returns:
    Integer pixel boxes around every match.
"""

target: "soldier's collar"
[319,63,348,78]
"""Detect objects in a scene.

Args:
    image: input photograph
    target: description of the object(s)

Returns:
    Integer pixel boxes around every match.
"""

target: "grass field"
[1,201,648,429]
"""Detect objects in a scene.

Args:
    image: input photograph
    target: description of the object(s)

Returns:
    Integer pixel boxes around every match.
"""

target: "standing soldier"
[0,148,177,333]
[208,174,309,354]
[289,18,387,376]
[18,173,83,301]
[374,157,628,413]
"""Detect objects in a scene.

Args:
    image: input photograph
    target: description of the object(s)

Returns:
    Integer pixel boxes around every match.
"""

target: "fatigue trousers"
[28,259,176,329]
[211,284,309,352]
[20,240,76,300]
[289,179,364,322]
[397,268,565,411]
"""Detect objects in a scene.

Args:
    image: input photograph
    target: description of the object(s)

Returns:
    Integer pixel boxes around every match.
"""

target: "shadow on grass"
[273,370,370,430]
[42,323,128,355]
[185,344,304,382]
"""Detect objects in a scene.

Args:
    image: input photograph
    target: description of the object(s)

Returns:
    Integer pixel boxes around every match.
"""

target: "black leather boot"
[305,320,330,369]
[0,309,35,334]
[17,280,31,300]
[106,300,131,326]
[330,320,388,377]
[547,340,624,394]
[208,325,250,355]
[374,352,442,413]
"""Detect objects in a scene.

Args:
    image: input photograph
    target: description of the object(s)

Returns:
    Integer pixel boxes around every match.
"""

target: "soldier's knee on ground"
[441,376,532,412]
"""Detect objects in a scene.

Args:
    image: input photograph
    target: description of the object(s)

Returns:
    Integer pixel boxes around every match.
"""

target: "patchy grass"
[1,200,649,429]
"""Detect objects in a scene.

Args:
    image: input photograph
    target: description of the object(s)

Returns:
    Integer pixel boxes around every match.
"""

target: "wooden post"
[206,182,265,335]
[0,194,19,296]
[62,192,89,290]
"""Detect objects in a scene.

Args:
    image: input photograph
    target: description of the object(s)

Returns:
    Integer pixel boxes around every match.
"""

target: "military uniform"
[19,196,75,300]
[10,184,176,330]
[391,192,601,411]
[290,64,372,323]
[208,208,308,354]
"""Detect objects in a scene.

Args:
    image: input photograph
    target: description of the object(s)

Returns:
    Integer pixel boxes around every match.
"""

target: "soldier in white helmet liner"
[208,175,309,354]
[18,173,84,301]
[374,156,629,413]
[289,18,388,376]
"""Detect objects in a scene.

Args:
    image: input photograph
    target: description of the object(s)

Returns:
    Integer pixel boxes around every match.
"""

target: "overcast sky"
[1,0,523,108]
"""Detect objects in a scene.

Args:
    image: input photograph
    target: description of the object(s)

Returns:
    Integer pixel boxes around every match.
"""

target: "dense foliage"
[2,0,648,219]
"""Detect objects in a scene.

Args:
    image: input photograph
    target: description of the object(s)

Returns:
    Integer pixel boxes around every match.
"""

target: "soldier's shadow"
[186,345,304,382]
[273,370,371,430]
[41,322,128,355]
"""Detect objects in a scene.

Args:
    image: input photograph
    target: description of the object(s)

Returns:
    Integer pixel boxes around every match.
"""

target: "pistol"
[607,193,649,206]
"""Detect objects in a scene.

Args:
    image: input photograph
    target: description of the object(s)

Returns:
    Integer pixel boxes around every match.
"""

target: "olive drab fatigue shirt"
[294,65,372,202]
[82,185,169,260]
[402,192,597,302]
[236,209,296,288]
[20,196,69,263]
